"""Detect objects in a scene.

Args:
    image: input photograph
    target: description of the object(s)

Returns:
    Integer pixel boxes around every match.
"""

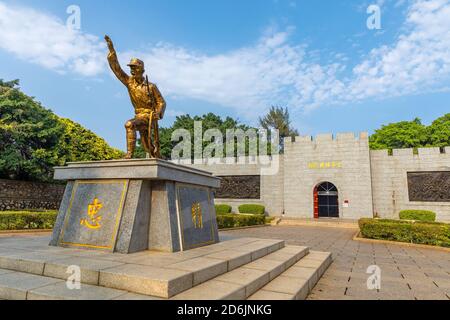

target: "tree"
[259,106,299,150]
[369,117,436,150]
[427,113,450,148]
[134,113,256,160]
[0,79,123,182]
[0,79,64,181]
[57,118,124,163]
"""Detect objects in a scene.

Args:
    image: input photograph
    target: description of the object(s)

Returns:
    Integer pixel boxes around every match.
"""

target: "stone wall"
[0,179,65,211]
[283,133,374,219]
[370,147,450,222]
[181,157,285,215]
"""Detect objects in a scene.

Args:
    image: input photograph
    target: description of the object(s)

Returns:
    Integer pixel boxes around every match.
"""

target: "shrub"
[217,214,266,229]
[215,204,232,215]
[399,210,436,222]
[359,218,450,248]
[238,204,265,215]
[0,211,58,230]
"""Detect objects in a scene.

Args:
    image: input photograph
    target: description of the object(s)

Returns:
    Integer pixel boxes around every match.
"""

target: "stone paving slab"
[248,289,294,300]
[282,266,319,291]
[27,281,127,300]
[167,257,228,286]
[0,251,68,275]
[113,292,163,300]
[263,275,310,300]
[0,271,62,300]
[43,256,125,285]
[245,246,309,279]
[234,239,284,260]
[216,267,269,298]
[171,280,246,300]
[205,249,252,271]
[98,262,194,298]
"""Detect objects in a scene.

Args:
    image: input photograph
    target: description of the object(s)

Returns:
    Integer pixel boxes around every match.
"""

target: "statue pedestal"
[50,159,221,254]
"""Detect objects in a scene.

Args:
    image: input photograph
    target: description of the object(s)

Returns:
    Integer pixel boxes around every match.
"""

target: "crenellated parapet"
[370,146,450,161]
[284,132,369,144]
[284,132,370,155]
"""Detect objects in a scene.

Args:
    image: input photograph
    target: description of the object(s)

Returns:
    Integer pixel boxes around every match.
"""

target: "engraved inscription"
[408,171,450,202]
[191,202,203,229]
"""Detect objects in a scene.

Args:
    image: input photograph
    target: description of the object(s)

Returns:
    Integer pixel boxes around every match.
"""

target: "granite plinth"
[50,159,221,254]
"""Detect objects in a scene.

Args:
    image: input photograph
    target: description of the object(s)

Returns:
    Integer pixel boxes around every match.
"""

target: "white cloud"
[121,29,345,117]
[347,0,450,101]
[166,109,186,118]
[0,2,105,76]
[120,0,450,116]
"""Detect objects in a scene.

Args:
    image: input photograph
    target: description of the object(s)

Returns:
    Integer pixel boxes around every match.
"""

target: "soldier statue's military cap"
[127,58,145,68]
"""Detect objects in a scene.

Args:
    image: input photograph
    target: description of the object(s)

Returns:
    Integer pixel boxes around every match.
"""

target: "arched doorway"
[314,182,339,218]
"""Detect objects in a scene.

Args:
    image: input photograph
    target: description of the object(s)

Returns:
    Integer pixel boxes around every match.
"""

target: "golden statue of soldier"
[105,35,166,159]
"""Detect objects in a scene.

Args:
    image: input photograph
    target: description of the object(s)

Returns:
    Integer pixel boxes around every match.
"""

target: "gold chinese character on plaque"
[191,202,203,229]
[80,198,103,230]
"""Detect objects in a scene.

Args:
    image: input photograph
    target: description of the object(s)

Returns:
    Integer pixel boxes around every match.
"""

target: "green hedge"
[0,211,58,230]
[215,204,232,215]
[238,204,265,215]
[217,214,266,229]
[359,218,450,248]
[399,210,436,222]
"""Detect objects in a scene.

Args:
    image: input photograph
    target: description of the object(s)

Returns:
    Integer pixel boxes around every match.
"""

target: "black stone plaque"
[176,185,217,250]
[408,171,450,202]
[215,175,260,199]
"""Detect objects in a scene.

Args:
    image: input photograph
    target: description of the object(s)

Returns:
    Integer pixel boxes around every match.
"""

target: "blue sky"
[0,0,449,150]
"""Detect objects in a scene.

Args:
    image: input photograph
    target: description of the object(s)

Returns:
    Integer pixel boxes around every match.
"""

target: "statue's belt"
[135,109,153,115]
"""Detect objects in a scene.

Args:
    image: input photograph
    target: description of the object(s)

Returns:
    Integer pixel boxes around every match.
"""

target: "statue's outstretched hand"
[105,35,115,52]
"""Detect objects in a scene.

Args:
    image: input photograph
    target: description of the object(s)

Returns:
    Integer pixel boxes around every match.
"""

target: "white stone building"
[186,132,450,222]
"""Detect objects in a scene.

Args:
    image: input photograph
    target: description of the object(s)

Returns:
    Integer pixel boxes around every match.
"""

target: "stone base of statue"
[49,159,221,254]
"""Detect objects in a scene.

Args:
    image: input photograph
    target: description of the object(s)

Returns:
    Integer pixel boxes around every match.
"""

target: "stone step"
[170,245,309,300]
[98,239,285,298]
[0,268,157,300]
[0,237,285,299]
[0,247,331,300]
[247,251,333,300]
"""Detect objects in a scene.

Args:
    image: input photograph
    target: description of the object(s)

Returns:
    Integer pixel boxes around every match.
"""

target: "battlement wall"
[284,132,369,145]
[370,146,450,222]
[370,147,450,160]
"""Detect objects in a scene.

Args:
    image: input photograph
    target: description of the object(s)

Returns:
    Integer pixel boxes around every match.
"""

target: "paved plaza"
[221,225,450,300]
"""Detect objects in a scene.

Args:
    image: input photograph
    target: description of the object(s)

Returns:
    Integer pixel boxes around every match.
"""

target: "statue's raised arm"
[105,35,115,52]
[105,35,129,86]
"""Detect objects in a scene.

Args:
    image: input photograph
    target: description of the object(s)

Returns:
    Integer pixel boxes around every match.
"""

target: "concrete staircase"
[0,236,332,300]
